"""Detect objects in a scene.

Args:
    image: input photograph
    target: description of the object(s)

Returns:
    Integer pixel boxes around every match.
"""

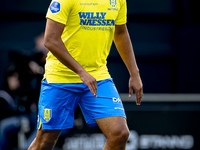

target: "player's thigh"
[95,116,129,138]
[35,127,61,145]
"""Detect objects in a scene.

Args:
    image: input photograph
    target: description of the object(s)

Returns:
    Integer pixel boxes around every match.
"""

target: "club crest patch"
[44,109,52,122]
[50,1,61,14]
[110,0,117,7]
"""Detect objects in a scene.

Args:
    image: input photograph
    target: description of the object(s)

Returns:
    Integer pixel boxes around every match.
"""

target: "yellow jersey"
[44,0,127,83]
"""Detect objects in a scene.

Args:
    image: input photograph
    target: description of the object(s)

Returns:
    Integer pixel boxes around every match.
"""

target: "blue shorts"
[37,78,126,130]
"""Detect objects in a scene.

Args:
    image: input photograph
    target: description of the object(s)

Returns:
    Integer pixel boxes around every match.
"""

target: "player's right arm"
[44,18,97,97]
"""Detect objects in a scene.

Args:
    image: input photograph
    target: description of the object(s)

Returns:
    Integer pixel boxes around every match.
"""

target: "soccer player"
[28,0,143,149]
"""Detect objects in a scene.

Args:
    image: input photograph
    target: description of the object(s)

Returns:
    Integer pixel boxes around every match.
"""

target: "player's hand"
[78,70,97,97]
[129,73,143,105]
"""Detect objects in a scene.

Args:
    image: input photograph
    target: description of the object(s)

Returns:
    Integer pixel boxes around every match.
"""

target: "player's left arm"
[114,24,143,105]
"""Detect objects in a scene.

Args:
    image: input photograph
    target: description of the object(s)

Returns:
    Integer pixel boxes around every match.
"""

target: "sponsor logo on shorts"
[114,107,124,110]
[44,109,52,122]
[50,1,60,14]
[112,97,121,103]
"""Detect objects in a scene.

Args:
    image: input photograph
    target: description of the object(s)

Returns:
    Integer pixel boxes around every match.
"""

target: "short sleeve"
[46,0,73,25]
[115,0,127,25]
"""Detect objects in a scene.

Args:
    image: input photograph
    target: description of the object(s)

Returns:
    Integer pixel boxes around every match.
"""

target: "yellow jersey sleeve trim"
[46,15,67,25]
[115,0,127,25]
[115,21,127,25]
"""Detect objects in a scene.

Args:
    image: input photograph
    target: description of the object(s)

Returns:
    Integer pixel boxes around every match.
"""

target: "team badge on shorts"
[110,0,117,7]
[50,1,61,14]
[44,109,52,122]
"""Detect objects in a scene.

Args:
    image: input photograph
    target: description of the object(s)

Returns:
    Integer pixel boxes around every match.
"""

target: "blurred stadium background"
[0,0,200,150]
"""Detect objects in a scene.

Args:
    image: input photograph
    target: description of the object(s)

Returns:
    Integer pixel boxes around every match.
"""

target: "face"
[7,72,20,91]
